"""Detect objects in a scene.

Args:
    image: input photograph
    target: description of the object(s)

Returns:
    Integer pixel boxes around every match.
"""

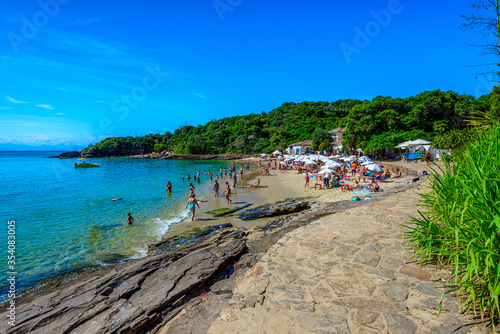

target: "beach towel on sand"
[351,190,373,193]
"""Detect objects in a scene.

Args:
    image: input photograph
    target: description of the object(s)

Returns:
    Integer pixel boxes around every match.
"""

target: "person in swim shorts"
[185,194,200,221]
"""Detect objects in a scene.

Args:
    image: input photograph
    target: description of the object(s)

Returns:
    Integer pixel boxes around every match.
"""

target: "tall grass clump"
[402,122,500,327]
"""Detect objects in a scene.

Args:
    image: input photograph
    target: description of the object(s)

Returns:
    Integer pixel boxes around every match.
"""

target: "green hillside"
[82,89,490,156]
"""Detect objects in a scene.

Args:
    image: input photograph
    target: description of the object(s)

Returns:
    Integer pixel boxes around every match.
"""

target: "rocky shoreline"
[0,165,423,333]
[49,150,253,160]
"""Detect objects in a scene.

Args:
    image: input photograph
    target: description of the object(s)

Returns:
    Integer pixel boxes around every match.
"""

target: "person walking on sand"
[166,181,172,194]
[125,212,134,225]
[185,194,200,221]
[305,173,310,189]
[233,173,237,188]
[213,180,220,197]
[224,182,232,205]
[189,183,195,196]
[425,150,431,166]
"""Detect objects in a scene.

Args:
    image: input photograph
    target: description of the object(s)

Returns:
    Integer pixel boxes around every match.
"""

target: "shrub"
[402,122,500,328]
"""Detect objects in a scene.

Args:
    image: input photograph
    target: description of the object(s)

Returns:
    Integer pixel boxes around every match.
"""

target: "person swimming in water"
[185,194,200,221]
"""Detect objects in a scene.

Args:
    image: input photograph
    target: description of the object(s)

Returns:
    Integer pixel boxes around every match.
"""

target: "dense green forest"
[82,89,495,156]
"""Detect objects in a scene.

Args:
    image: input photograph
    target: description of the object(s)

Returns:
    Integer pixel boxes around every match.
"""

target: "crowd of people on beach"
[273,153,406,195]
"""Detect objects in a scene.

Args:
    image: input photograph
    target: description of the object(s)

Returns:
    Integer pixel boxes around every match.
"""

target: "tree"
[311,128,331,150]
[461,0,500,82]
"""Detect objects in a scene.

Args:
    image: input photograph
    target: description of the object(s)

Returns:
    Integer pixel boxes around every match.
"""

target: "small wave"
[155,210,190,236]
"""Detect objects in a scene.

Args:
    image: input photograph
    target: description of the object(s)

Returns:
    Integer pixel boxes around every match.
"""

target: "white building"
[287,140,313,155]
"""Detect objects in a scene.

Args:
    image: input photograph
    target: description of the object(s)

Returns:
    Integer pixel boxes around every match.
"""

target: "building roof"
[328,127,346,134]
[289,140,313,147]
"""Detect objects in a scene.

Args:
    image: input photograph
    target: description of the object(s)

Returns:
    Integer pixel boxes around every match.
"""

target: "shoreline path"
[206,175,491,334]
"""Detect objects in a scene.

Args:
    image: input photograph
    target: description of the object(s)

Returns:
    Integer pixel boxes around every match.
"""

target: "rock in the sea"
[0,237,246,334]
[237,198,310,220]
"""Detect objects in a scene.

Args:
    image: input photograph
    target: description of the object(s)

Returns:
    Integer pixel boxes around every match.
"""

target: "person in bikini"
[185,194,200,221]
[224,181,232,204]
[166,181,172,194]
[189,183,196,196]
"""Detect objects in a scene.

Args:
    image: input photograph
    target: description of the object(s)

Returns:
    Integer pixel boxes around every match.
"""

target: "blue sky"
[0,0,495,149]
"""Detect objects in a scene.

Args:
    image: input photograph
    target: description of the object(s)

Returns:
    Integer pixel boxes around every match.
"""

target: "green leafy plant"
[402,122,500,328]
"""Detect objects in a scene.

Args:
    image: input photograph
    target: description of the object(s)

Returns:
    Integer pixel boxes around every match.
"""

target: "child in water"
[125,212,134,225]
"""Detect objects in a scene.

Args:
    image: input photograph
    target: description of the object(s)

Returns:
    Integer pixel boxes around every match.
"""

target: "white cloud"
[193,93,206,99]
[6,96,29,103]
[56,113,64,115]
[36,104,54,110]
[0,135,89,147]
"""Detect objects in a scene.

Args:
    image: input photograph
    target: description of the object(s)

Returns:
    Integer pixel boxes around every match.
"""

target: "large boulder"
[237,198,310,220]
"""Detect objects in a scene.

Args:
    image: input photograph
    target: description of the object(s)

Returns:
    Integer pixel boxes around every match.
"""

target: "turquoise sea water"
[0,151,245,299]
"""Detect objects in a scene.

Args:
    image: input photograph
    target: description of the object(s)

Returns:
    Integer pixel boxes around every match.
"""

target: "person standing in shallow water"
[213,179,220,197]
[166,181,172,194]
[125,212,134,225]
[224,181,232,205]
[185,194,200,221]
[189,183,195,196]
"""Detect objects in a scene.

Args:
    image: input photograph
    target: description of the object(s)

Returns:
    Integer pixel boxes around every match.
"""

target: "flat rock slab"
[0,238,246,334]
[207,181,492,334]
[237,198,309,220]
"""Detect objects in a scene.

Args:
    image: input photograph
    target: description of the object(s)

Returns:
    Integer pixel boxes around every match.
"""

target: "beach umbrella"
[366,164,383,172]
[318,168,334,174]
[361,161,372,166]
[324,162,342,168]
[272,150,282,154]
[280,161,287,165]
[344,157,354,162]
[260,153,267,157]
[358,156,371,163]
[333,155,341,158]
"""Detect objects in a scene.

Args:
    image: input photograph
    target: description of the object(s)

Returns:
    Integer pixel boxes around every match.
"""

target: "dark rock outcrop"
[237,198,310,220]
[1,234,245,334]
[49,151,81,158]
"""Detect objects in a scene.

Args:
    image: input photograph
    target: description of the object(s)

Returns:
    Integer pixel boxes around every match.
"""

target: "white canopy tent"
[407,139,431,147]
[272,150,282,155]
